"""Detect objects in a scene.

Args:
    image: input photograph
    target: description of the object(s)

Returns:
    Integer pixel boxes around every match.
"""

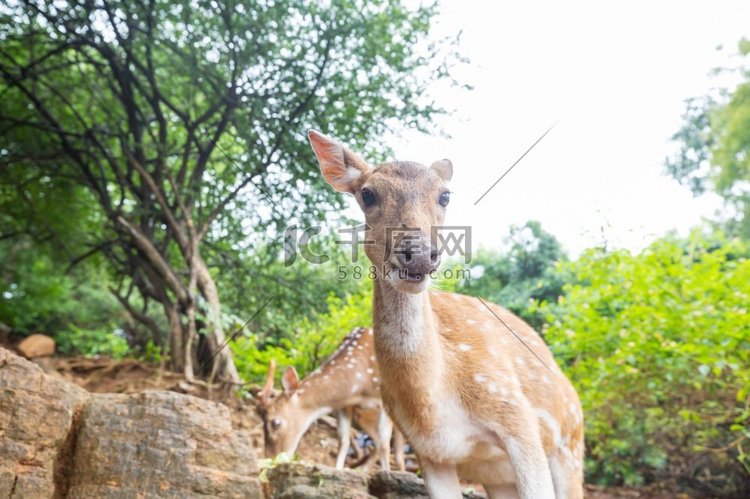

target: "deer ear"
[430,159,453,181]
[308,129,370,193]
[282,366,300,395]
[259,359,277,405]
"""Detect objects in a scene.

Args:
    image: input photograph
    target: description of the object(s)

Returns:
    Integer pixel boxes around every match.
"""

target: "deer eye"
[361,188,376,207]
[439,191,450,207]
[271,417,282,430]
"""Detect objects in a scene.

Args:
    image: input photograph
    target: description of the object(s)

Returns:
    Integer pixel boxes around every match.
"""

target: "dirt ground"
[28,354,687,498]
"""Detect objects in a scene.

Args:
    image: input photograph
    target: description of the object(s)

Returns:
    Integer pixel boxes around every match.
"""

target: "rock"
[369,470,487,499]
[0,347,90,498]
[68,390,260,498]
[369,470,429,498]
[266,462,373,499]
[265,464,488,499]
[17,334,55,359]
[0,348,261,498]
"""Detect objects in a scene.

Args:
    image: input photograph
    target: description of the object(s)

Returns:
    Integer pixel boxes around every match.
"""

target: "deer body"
[375,286,583,498]
[309,130,584,498]
[258,327,405,471]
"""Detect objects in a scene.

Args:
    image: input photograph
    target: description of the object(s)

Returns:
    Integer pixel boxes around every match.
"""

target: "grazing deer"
[308,130,584,499]
[256,327,405,471]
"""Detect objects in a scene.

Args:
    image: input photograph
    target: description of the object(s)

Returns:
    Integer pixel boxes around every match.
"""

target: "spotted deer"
[256,327,405,471]
[308,130,584,499]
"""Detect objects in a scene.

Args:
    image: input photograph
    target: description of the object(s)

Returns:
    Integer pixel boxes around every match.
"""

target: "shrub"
[57,324,130,359]
[534,230,750,492]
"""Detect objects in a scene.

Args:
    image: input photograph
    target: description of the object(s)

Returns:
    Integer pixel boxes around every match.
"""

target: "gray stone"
[0,347,89,498]
[68,390,260,498]
[0,347,261,498]
[369,470,487,499]
[266,462,373,499]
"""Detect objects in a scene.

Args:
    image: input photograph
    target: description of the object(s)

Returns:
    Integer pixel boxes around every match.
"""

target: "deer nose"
[395,242,440,275]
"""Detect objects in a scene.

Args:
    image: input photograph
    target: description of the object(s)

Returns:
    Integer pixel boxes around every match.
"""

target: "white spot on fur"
[366,368,374,374]
[458,343,471,351]
[474,374,487,383]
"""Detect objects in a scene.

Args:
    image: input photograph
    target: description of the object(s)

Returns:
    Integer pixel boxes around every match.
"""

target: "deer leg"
[375,408,393,471]
[393,427,406,471]
[335,409,352,469]
[354,407,384,471]
[483,484,519,499]
[549,449,584,499]
[420,458,461,499]
[502,433,555,499]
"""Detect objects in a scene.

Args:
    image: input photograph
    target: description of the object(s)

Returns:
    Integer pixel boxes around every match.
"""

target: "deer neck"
[372,279,440,360]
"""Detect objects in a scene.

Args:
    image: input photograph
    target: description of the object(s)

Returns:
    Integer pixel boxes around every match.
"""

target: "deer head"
[256,360,307,457]
[308,129,452,294]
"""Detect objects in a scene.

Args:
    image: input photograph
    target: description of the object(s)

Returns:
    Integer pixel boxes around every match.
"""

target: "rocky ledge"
[0,347,487,498]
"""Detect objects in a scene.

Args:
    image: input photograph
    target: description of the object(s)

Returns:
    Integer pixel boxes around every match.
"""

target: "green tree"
[0,0,459,380]
[666,38,750,238]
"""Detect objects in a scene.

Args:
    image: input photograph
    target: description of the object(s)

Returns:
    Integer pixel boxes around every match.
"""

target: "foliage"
[216,233,365,343]
[231,288,372,384]
[56,324,130,359]
[0,0,461,378]
[535,230,750,492]
[0,234,126,351]
[666,38,750,238]
[456,221,567,329]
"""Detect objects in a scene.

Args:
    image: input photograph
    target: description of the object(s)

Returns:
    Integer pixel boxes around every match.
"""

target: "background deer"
[309,130,584,499]
[257,326,405,471]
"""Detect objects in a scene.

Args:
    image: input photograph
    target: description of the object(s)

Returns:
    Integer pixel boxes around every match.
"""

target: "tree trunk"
[195,254,241,384]
[164,301,188,377]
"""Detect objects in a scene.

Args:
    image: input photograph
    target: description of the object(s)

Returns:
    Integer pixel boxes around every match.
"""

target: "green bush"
[1,240,125,354]
[534,230,750,490]
[56,324,130,359]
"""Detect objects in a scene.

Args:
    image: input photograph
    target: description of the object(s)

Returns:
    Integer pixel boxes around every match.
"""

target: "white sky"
[360,0,750,256]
